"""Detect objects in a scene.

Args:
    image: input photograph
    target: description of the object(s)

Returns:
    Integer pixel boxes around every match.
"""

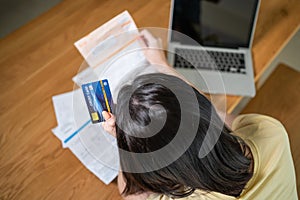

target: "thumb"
[102,111,111,121]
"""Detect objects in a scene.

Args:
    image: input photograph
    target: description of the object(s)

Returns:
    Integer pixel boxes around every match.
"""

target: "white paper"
[52,11,160,185]
[52,89,119,184]
[74,10,139,64]
[52,89,89,143]
[72,10,158,95]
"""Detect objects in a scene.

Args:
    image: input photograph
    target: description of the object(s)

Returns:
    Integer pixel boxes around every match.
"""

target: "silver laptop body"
[168,0,260,97]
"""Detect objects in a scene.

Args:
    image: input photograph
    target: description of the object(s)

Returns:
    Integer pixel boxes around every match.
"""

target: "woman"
[101,31,297,199]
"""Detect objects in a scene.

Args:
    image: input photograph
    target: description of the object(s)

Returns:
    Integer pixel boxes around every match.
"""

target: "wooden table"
[0,0,299,199]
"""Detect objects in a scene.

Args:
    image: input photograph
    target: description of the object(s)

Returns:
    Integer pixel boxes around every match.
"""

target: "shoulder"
[232,114,283,130]
[231,114,288,142]
[231,114,291,159]
[232,115,297,199]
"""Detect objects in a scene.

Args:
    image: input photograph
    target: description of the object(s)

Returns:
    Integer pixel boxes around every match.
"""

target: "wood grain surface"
[0,0,299,199]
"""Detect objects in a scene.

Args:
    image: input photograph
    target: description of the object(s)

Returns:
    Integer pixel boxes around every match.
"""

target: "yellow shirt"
[147,114,298,200]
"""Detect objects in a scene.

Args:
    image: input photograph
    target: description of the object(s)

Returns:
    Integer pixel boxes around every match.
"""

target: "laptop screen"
[171,0,259,48]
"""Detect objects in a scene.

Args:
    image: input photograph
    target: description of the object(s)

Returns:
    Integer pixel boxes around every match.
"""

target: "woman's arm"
[140,29,209,97]
[140,30,192,83]
[101,112,151,200]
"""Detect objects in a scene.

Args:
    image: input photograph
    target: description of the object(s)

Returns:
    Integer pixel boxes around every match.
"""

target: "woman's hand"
[140,29,169,66]
[140,29,194,85]
[101,111,116,137]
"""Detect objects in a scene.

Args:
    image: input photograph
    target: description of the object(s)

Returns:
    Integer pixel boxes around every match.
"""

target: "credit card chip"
[91,112,99,121]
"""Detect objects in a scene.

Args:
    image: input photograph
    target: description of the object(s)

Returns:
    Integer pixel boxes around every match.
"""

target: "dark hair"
[115,73,253,198]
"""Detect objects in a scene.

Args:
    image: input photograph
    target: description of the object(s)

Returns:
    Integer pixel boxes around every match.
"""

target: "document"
[74,11,138,62]
[72,11,158,101]
[52,89,119,184]
[52,10,159,185]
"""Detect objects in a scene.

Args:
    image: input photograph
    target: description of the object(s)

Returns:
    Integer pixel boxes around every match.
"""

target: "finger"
[141,29,156,45]
[102,123,116,137]
[102,111,111,120]
[102,113,116,126]
[109,113,116,121]
[140,29,153,39]
[106,118,115,127]
[140,35,149,47]
[102,122,110,132]
[102,122,110,131]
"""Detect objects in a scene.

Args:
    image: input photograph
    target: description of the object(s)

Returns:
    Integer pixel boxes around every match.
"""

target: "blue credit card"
[81,79,113,123]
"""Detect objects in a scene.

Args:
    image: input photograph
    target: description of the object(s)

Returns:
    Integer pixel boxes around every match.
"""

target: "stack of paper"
[72,11,157,101]
[51,11,157,184]
[52,89,119,184]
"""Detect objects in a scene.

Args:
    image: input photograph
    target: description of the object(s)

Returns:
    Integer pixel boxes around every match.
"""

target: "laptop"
[167,0,260,97]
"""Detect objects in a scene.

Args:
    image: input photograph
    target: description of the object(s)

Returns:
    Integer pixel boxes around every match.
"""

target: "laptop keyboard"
[174,48,246,74]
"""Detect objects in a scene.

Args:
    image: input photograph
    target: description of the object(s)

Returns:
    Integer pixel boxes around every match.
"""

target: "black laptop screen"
[171,0,259,48]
